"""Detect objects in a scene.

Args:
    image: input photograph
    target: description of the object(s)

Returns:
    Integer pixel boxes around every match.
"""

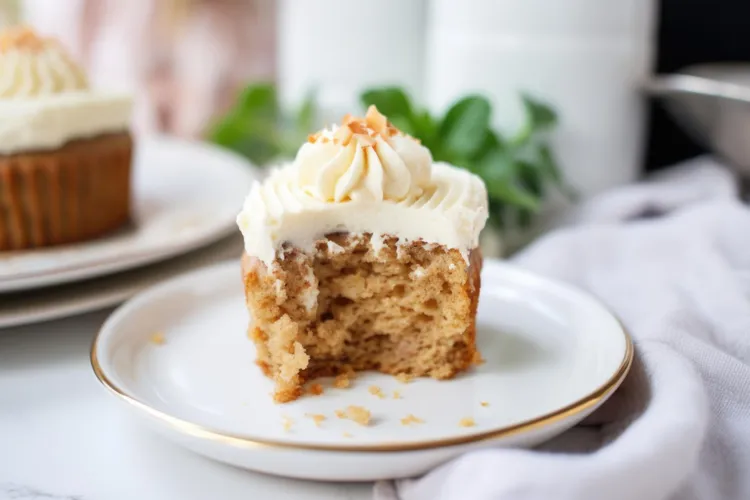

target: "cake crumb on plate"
[480,401,489,407]
[368,385,385,399]
[400,414,424,425]
[335,409,346,419]
[333,373,351,389]
[393,390,402,399]
[343,406,371,426]
[304,413,326,427]
[281,415,294,432]
[459,417,476,427]
[472,352,486,365]
[395,373,412,384]
[342,432,353,438]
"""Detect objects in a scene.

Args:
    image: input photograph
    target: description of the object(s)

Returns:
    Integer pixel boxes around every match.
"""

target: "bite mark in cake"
[237,106,489,403]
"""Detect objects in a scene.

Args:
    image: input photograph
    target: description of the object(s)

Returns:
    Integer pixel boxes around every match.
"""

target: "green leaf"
[360,88,414,120]
[477,147,540,210]
[537,143,578,200]
[238,83,279,121]
[389,115,417,137]
[537,143,562,184]
[474,130,507,162]
[513,94,557,146]
[296,89,316,133]
[209,109,283,166]
[411,110,440,153]
[488,180,540,211]
[209,82,283,164]
[210,111,246,146]
[440,96,492,159]
[518,208,534,228]
[521,93,557,130]
[517,160,545,198]
[488,203,506,230]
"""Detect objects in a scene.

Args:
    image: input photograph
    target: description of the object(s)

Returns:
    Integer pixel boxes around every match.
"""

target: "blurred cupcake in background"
[15,0,275,139]
[0,26,133,250]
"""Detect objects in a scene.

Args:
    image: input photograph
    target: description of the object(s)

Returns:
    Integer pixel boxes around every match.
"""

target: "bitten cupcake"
[0,26,133,251]
[237,106,489,403]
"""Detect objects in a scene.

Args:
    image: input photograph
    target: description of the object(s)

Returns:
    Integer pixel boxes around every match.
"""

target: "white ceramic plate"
[0,236,243,329]
[0,136,258,293]
[92,259,632,482]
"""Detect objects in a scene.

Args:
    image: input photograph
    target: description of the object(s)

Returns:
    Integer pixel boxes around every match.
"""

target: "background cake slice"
[237,106,488,402]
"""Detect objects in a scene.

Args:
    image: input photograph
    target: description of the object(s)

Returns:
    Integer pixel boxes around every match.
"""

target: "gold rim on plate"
[90,317,633,453]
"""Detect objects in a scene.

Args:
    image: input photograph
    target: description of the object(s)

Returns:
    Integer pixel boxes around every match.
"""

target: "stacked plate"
[0,136,259,329]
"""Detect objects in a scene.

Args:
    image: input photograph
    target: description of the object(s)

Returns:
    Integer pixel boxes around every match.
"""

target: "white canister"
[425,0,659,196]
[277,0,427,124]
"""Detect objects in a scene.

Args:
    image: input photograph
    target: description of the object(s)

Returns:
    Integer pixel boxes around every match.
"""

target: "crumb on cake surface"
[242,233,482,403]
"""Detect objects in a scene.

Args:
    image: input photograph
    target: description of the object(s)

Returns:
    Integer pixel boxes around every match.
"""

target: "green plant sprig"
[209,83,571,231]
[210,83,315,166]
[361,88,569,229]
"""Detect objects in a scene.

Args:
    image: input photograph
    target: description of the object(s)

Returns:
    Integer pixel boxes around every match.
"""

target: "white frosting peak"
[0,27,88,98]
[237,106,488,266]
[296,106,432,203]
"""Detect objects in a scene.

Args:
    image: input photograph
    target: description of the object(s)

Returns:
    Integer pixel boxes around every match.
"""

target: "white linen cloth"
[376,157,750,500]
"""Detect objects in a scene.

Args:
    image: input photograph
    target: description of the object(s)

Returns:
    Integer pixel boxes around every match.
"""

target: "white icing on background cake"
[237,106,489,266]
[0,27,132,155]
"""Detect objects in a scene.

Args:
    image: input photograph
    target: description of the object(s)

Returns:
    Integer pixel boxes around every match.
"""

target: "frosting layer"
[0,27,131,155]
[0,93,132,155]
[238,161,488,266]
[238,106,488,266]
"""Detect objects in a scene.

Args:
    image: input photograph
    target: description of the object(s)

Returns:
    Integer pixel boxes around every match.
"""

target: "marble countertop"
[0,310,371,500]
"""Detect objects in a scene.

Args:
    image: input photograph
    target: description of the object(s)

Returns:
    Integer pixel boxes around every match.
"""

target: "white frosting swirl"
[0,27,88,98]
[237,107,489,266]
[0,27,131,155]
[296,108,432,202]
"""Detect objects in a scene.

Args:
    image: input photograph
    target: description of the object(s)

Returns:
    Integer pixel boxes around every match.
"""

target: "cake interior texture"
[242,233,482,403]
